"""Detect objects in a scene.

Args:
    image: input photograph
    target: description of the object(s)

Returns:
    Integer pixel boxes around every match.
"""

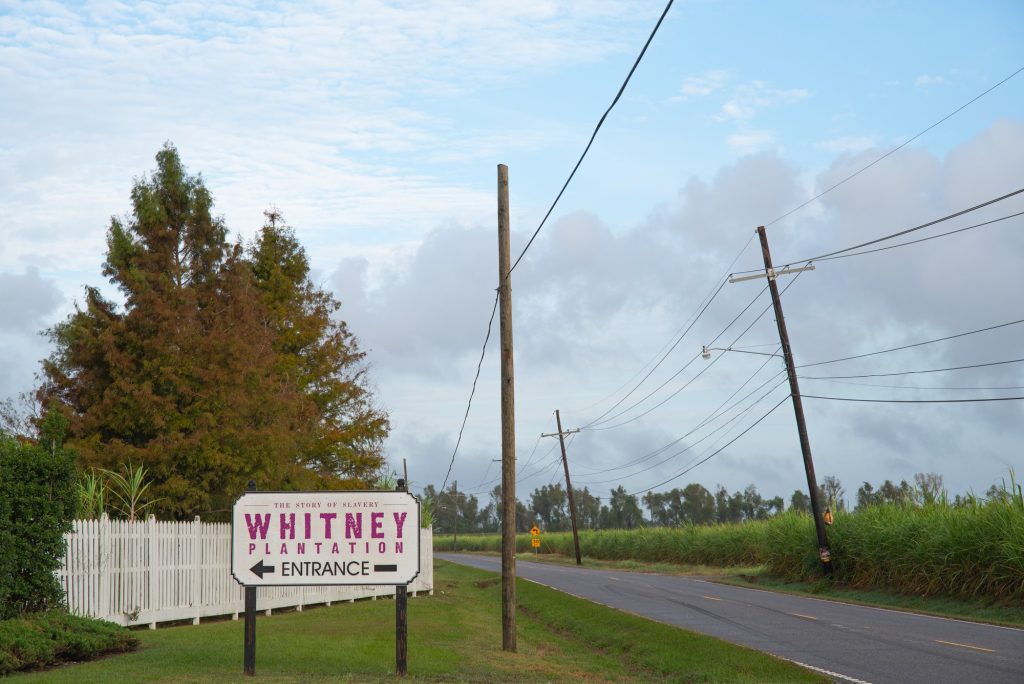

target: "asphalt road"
[438,553,1024,684]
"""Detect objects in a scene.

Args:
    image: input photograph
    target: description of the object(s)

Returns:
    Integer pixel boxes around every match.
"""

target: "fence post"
[192,515,201,625]
[147,515,159,629]
[99,513,112,621]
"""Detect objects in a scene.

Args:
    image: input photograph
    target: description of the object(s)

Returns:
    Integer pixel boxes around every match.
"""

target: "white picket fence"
[58,515,434,628]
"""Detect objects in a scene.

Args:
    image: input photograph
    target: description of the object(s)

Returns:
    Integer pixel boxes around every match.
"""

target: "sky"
[2,0,1023,510]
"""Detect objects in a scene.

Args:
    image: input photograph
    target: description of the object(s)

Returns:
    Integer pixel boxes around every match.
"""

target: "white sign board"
[231,491,420,586]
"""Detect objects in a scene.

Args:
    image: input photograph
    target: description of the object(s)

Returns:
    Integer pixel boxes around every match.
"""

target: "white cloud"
[718,81,810,121]
[0,268,65,334]
[726,130,776,152]
[915,74,947,87]
[678,69,731,98]
[816,135,877,154]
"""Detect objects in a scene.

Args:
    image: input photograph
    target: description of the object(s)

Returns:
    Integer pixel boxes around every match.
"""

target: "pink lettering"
[345,513,363,539]
[304,512,312,539]
[244,513,271,540]
[371,512,384,538]
[280,513,296,539]
[320,512,337,538]
[392,512,408,538]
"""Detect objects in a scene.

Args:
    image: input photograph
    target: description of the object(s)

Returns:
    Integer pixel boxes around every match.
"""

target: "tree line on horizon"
[424,470,1005,534]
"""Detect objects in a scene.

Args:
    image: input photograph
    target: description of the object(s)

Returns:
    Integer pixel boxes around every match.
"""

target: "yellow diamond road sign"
[530,525,541,536]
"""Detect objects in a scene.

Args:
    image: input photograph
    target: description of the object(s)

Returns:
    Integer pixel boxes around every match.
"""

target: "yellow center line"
[935,640,995,654]
[788,612,818,621]
[703,595,722,601]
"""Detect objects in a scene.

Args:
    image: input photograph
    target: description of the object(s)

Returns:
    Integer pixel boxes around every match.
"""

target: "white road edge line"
[781,657,873,684]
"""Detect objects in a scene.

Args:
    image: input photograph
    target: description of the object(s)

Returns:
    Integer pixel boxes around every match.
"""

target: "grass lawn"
[11,560,824,683]
[499,551,1024,629]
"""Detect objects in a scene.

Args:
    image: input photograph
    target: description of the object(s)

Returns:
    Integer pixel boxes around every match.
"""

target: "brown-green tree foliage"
[248,210,388,486]
[41,145,387,519]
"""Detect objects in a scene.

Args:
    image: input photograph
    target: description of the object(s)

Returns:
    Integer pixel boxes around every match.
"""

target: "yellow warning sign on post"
[530,525,541,537]
[531,538,540,548]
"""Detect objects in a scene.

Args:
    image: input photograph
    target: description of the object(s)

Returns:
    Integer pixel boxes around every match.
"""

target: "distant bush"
[0,411,78,619]
[0,610,138,675]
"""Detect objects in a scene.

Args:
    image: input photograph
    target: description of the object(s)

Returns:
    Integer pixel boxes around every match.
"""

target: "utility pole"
[542,410,582,565]
[451,480,458,552]
[731,226,832,577]
[497,163,517,651]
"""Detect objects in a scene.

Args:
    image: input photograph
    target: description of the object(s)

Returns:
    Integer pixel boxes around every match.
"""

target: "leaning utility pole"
[542,410,582,565]
[497,164,517,651]
[732,226,832,577]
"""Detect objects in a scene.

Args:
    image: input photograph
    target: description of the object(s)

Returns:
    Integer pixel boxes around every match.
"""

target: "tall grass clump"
[764,478,1024,601]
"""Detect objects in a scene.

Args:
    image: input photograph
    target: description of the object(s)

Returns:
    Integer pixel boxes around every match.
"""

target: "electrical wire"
[440,292,498,493]
[572,363,785,477]
[628,393,791,496]
[797,318,1024,369]
[801,378,1024,391]
[584,282,768,429]
[567,231,758,419]
[507,0,675,277]
[801,394,1024,404]
[587,268,802,430]
[732,188,1024,277]
[813,210,1024,263]
[576,375,788,486]
[764,64,1024,229]
[444,0,677,495]
[799,357,1024,380]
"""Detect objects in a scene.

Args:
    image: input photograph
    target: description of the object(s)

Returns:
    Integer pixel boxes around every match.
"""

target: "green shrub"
[0,411,79,619]
[0,611,138,675]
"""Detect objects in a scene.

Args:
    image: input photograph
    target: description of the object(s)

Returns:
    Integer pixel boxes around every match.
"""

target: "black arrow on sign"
[250,559,276,579]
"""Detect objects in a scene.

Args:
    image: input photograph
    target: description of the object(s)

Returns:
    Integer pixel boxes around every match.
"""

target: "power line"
[801,187,1024,264]
[797,319,1024,369]
[445,0,677,495]
[799,357,1024,380]
[580,281,726,428]
[802,378,1024,391]
[802,394,1024,404]
[585,282,771,429]
[764,64,1024,228]
[628,393,791,496]
[440,291,498,493]
[567,232,758,419]
[507,0,675,276]
[732,187,1024,277]
[814,210,1024,263]
[573,362,785,477]
[586,268,800,431]
[576,376,788,486]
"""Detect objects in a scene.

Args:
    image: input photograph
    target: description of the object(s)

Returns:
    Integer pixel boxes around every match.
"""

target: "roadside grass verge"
[11,561,824,683]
